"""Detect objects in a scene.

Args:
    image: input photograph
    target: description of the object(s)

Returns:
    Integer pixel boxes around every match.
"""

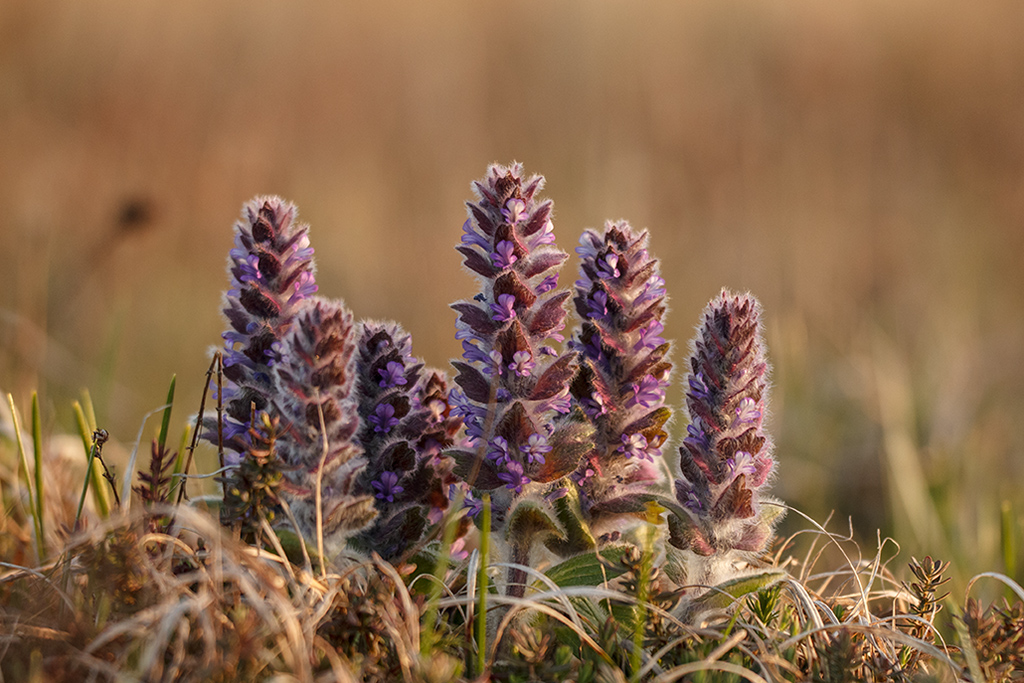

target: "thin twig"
[178,352,219,505]
[314,389,328,578]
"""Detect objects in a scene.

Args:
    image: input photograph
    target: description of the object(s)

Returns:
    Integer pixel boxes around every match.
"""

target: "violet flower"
[368,403,399,434]
[567,221,673,531]
[372,471,404,503]
[668,290,784,586]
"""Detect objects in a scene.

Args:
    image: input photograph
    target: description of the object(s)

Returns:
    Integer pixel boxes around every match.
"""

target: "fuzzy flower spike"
[349,321,462,559]
[669,290,784,589]
[216,197,318,463]
[569,222,673,537]
[265,298,377,557]
[449,163,594,592]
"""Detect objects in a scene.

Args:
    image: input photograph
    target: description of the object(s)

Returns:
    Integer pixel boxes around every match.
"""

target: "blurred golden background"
[2,0,1022,578]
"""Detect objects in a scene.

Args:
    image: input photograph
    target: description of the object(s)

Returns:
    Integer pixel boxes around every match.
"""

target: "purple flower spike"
[368,403,399,434]
[263,299,376,551]
[491,240,518,270]
[212,197,320,457]
[450,163,581,554]
[372,471,404,503]
[351,321,463,559]
[568,221,673,531]
[378,360,408,388]
[670,290,784,578]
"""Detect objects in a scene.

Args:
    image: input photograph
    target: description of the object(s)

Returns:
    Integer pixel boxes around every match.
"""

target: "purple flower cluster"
[449,163,591,513]
[216,197,319,463]
[669,290,782,559]
[568,222,672,523]
[265,299,377,554]
[350,322,462,559]
[209,166,791,588]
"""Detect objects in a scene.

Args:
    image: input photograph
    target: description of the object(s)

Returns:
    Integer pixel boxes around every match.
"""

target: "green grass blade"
[421,497,462,657]
[1002,499,1017,583]
[30,393,46,560]
[168,423,190,502]
[157,375,176,453]
[544,545,632,588]
[72,444,95,532]
[151,374,177,502]
[72,401,110,518]
[81,389,97,436]
[7,394,39,563]
[630,506,658,682]
[686,571,788,613]
[475,494,491,677]
[72,401,92,456]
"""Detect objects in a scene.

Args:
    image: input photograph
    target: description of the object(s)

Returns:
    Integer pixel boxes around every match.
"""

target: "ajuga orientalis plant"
[208,165,786,595]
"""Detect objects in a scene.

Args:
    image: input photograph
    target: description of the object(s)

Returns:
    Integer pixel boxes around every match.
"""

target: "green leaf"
[275,528,322,567]
[157,374,176,453]
[545,489,596,557]
[543,544,634,588]
[506,499,563,545]
[686,570,788,613]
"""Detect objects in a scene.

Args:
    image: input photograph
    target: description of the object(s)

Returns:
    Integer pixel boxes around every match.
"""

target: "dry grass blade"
[650,659,769,683]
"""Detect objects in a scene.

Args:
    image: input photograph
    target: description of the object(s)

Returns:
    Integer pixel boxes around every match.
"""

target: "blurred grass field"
[1,0,1023,584]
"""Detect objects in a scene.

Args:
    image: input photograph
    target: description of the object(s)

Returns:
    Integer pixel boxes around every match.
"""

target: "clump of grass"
[1,412,1022,681]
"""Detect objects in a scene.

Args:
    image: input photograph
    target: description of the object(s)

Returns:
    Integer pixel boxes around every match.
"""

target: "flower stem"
[475,493,491,676]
